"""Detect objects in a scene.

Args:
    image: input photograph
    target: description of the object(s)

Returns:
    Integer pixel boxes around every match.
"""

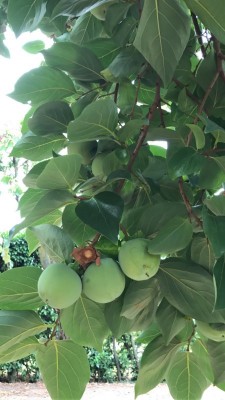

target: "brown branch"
[173,78,200,106]
[116,82,160,193]
[191,13,207,58]
[214,37,225,84]
[130,76,142,119]
[114,83,119,103]
[186,70,220,146]
[178,177,202,227]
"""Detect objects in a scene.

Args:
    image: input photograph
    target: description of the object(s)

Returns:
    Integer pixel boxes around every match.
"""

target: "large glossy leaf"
[70,13,105,45]
[214,256,225,310]
[158,259,225,322]
[62,204,96,246]
[9,67,76,104]
[121,278,160,320]
[202,207,225,257]
[85,38,121,68]
[29,101,74,136]
[185,0,225,44]
[134,0,191,86]
[0,337,39,363]
[29,224,74,264]
[167,147,204,179]
[166,350,210,400]
[36,339,90,400]
[43,42,103,81]
[104,297,134,338]
[147,217,193,254]
[207,340,225,384]
[67,98,118,142]
[10,133,66,162]
[76,191,124,243]
[156,299,186,345]
[36,154,82,190]
[12,190,75,236]
[0,267,43,310]
[7,0,46,37]
[0,310,46,354]
[204,195,225,216]
[60,296,109,351]
[191,236,216,272]
[135,336,180,397]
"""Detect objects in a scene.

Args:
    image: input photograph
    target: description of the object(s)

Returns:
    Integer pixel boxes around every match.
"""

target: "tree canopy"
[1,1,225,399]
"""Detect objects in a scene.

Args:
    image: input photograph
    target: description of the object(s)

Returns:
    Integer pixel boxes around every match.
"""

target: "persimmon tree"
[0,0,225,399]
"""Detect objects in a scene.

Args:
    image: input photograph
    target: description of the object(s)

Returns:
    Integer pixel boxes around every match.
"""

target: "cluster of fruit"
[37,238,161,309]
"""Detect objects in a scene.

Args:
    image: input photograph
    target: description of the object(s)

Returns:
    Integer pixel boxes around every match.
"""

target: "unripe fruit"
[82,258,125,303]
[91,153,106,177]
[197,321,225,342]
[118,238,160,281]
[38,263,82,309]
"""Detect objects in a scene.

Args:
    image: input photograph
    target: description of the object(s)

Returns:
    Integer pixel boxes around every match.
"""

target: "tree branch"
[191,13,207,58]
[178,177,202,227]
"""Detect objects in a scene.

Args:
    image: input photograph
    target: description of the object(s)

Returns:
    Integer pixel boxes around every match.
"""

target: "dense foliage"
[1,1,225,399]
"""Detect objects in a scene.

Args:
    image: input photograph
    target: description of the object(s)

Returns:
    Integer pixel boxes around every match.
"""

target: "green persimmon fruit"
[82,258,125,303]
[118,238,160,281]
[91,153,106,177]
[197,321,225,342]
[38,263,82,309]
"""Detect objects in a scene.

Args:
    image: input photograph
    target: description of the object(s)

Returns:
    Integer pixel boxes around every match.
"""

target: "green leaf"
[158,259,224,322]
[134,0,191,86]
[166,350,210,400]
[104,296,134,338]
[36,339,90,400]
[191,236,216,272]
[156,298,186,345]
[36,154,82,190]
[12,190,75,236]
[185,0,225,45]
[76,191,124,243]
[29,101,74,136]
[60,296,109,351]
[67,98,118,142]
[62,204,96,246]
[0,337,39,363]
[101,46,145,82]
[85,38,121,68]
[0,310,46,354]
[0,267,43,310]
[29,224,74,264]
[11,133,66,162]
[7,0,46,36]
[204,195,225,216]
[192,339,214,382]
[135,322,161,344]
[23,161,49,189]
[70,13,105,45]
[199,157,225,190]
[214,256,225,310]
[186,124,205,150]
[51,0,114,18]
[22,39,45,54]
[9,67,76,104]
[43,42,103,81]
[202,207,225,257]
[207,340,225,384]
[135,336,180,397]
[121,278,160,320]
[167,147,204,179]
[147,217,193,254]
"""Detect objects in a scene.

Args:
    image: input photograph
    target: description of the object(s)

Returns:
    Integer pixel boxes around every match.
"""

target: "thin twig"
[213,37,225,84]
[186,70,220,146]
[178,177,202,227]
[116,81,161,193]
[114,83,119,103]
[191,13,207,58]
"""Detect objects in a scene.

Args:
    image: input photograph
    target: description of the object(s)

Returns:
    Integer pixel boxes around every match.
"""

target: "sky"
[0,28,52,232]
